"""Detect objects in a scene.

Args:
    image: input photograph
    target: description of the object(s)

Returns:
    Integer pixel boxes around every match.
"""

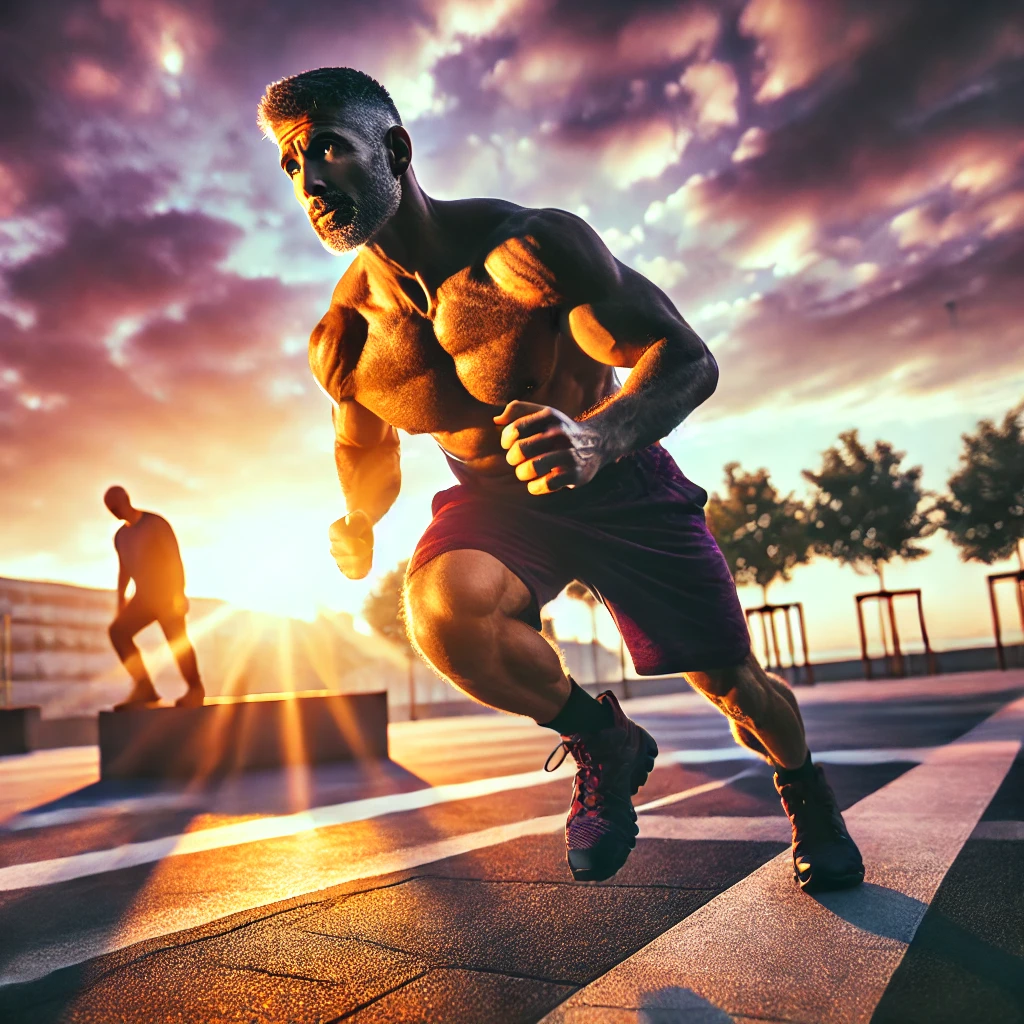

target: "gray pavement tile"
[5,954,352,1024]
[413,833,789,890]
[619,762,752,807]
[202,925,429,992]
[649,767,786,819]
[798,694,1018,752]
[980,758,1024,821]
[301,876,719,985]
[870,839,1024,1024]
[820,762,919,810]
[344,967,574,1024]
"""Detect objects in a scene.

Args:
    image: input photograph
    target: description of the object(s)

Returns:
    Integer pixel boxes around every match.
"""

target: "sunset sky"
[1,0,1022,660]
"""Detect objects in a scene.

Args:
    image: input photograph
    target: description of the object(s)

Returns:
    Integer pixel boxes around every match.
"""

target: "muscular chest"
[352,273,560,432]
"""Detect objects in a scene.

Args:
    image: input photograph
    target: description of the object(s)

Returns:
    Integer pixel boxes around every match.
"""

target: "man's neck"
[364,171,447,285]
[124,508,144,527]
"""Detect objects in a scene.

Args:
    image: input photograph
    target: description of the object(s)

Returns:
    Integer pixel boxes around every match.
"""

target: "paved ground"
[0,670,1021,1023]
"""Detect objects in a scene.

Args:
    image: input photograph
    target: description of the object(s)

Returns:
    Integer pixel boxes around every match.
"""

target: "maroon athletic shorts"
[408,443,751,675]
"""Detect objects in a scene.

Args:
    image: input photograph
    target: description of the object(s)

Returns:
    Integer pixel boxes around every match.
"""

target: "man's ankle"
[775,751,814,782]
[539,678,614,736]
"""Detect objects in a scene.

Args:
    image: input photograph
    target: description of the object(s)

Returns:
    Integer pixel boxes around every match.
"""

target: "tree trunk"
[761,584,770,607]
[876,562,886,591]
[1017,538,1023,571]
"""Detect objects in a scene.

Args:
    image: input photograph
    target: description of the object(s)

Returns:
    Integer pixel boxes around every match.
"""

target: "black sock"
[540,678,614,735]
[775,751,814,781]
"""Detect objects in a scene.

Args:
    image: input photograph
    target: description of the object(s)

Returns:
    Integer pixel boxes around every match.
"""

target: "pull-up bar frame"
[744,602,814,686]
[855,589,936,679]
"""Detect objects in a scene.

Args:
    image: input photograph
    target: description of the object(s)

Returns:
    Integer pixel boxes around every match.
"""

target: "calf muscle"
[685,654,808,769]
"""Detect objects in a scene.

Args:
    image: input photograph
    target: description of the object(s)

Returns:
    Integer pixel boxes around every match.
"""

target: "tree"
[935,402,1024,569]
[566,580,601,683]
[802,431,935,589]
[362,559,418,717]
[705,463,812,604]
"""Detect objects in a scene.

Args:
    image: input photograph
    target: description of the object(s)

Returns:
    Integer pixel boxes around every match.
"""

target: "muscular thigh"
[405,549,535,625]
[409,489,576,628]
[112,597,159,638]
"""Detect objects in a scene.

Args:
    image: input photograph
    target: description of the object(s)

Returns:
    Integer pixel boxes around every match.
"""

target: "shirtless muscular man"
[258,68,863,889]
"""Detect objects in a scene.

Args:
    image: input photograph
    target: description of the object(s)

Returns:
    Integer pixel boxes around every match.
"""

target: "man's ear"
[386,125,412,177]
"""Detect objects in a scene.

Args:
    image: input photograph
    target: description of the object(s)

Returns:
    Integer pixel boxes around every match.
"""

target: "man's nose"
[301,163,327,199]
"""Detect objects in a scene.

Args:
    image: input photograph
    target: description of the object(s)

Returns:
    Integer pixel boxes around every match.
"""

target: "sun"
[182,504,365,622]
[161,42,184,76]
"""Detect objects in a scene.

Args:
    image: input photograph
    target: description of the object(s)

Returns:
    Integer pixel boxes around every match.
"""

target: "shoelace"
[544,736,578,773]
[545,736,603,811]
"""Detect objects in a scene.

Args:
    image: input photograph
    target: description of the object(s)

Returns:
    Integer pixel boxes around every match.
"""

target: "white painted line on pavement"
[634,769,759,812]
[970,820,1024,840]
[639,814,792,842]
[0,770,745,986]
[540,694,1024,1024]
[0,745,935,887]
[0,761,572,892]
[659,745,935,768]
[4,794,206,831]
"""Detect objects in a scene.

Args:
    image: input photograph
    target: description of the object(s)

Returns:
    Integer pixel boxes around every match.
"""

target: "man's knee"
[405,551,525,662]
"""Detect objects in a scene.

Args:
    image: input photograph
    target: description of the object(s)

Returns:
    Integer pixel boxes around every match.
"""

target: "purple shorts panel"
[408,444,751,675]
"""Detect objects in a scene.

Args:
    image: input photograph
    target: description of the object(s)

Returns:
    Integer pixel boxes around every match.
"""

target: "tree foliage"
[802,431,935,585]
[361,559,411,652]
[705,463,811,601]
[935,402,1024,567]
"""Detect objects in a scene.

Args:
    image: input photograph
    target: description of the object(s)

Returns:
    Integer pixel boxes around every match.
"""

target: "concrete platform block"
[0,705,41,755]
[34,715,98,749]
[99,690,388,780]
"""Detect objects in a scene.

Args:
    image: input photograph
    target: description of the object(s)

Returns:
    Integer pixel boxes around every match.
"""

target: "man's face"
[275,111,402,253]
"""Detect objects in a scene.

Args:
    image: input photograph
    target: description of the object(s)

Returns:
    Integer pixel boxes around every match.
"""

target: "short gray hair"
[257,67,402,142]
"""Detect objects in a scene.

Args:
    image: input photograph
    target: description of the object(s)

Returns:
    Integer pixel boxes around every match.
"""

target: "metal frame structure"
[855,589,936,679]
[744,602,814,686]
[987,570,1024,671]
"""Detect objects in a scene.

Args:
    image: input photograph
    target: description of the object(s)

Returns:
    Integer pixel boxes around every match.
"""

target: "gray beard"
[310,156,402,253]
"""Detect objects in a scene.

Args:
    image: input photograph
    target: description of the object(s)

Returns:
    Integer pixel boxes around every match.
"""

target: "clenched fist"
[328,510,374,579]
[494,401,614,495]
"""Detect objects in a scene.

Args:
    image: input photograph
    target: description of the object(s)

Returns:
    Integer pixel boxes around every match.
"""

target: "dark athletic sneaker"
[545,690,658,882]
[775,765,865,892]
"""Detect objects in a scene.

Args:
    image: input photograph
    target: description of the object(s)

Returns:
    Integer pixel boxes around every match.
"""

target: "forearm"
[116,568,129,607]
[335,435,401,524]
[582,332,718,457]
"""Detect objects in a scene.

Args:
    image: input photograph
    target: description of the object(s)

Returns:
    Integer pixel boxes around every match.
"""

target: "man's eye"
[310,140,334,160]
[285,160,300,177]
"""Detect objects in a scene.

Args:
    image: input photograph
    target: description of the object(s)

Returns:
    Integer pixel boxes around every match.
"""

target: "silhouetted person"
[103,486,204,711]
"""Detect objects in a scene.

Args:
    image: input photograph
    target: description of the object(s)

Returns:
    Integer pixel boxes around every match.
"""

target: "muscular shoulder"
[482,208,620,306]
[308,263,370,403]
